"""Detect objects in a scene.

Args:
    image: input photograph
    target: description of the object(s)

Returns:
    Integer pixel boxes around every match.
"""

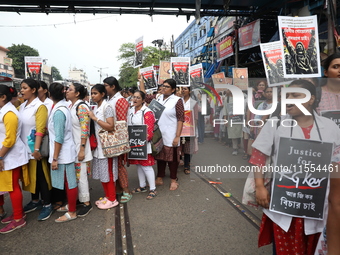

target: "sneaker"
[38,204,53,221]
[77,204,93,217]
[232,150,238,156]
[97,199,119,210]
[1,214,26,224]
[24,200,42,213]
[0,218,26,234]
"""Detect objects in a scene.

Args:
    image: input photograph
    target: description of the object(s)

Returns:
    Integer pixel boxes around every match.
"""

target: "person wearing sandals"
[88,84,119,209]
[104,77,132,203]
[181,86,198,175]
[48,83,78,223]
[66,83,93,217]
[155,79,184,190]
[19,79,53,221]
[128,91,157,199]
[0,85,29,233]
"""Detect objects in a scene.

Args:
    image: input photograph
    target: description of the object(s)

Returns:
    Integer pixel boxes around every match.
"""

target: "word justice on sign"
[200,86,312,116]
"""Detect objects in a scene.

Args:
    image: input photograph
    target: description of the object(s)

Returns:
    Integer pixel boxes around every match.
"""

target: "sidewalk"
[0,138,271,255]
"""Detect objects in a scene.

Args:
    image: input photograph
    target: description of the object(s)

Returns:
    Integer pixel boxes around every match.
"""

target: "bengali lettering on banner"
[158,61,171,85]
[189,63,204,87]
[181,110,196,137]
[24,56,43,80]
[171,57,190,87]
[134,36,143,68]
[238,19,261,51]
[140,66,157,89]
[270,137,333,219]
[260,41,293,87]
[128,125,147,160]
[217,36,233,62]
[278,15,321,78]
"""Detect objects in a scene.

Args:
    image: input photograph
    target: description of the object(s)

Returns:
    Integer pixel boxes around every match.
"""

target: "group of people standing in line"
[0,75,199,234]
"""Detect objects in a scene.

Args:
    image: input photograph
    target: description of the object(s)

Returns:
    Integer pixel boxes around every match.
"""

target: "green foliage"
[7,44,39,78]
[117,42,172,88]
[51,66,63,80]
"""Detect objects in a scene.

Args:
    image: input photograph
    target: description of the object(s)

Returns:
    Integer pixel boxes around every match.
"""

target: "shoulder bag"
[98,104,130,157]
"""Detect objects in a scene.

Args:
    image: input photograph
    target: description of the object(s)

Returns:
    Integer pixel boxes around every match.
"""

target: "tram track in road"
[115,201,134,255]
[193,171,262,231]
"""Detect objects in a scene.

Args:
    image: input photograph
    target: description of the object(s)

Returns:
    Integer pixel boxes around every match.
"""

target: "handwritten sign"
[148,99,165,122]
[321,110,340,128]
[270,137,333,219]
[128,125,147,160]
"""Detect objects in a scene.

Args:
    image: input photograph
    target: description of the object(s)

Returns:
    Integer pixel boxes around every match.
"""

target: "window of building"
[200,26,206,37]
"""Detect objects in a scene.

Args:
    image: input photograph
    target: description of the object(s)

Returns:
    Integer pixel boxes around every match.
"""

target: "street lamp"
[94,66,108,83]
[152,39,164,63]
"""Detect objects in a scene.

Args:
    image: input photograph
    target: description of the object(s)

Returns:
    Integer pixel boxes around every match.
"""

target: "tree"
[117,42,172,88]
[7,44,39,78]
[52,66,63,80]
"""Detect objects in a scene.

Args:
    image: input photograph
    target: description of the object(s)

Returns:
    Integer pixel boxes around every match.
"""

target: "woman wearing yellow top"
[19,79,52,221]
[0,85,29,234]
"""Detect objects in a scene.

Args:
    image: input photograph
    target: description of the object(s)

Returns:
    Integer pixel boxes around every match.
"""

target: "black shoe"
[77,204,93,217]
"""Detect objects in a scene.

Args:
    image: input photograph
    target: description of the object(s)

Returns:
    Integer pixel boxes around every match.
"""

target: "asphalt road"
[0,137,272,255]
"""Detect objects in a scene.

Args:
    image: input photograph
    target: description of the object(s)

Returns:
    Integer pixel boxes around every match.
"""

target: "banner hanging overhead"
[260,41,293,87]
[134,36,143,68]
[189,63,204,87]
[278,15,321,78]
[25,56,43,80]
[214,17,236,43]
[238,19,261,51]
[217,36,234,62]
[171,57,190,87]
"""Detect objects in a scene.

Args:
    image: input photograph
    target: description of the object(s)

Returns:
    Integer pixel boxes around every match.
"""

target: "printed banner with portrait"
[189,64,204,88]
[140,66,157,89]
[134,36,143,68]
[260,41,293,87]
[24,56,43,80]
[171,57,190,87]
[238,19,261,51]
[278,15,321,78]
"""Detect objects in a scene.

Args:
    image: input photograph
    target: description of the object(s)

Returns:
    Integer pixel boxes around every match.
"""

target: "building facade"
[0,46,14,79]
[68,67,90,86]
[174,17,217,70]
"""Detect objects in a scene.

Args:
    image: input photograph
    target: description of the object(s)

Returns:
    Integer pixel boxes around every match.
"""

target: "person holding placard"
[250,80,340,255]
[155,79,184,191]
[315,53,340,255]
[128,91,157,199]
[181,86,198,175]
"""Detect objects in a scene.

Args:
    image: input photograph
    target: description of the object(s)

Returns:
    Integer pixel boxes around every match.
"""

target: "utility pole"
[94,66,108,83]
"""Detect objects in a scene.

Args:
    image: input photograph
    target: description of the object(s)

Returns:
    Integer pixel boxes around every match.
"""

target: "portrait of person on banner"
[172,63,189,86]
